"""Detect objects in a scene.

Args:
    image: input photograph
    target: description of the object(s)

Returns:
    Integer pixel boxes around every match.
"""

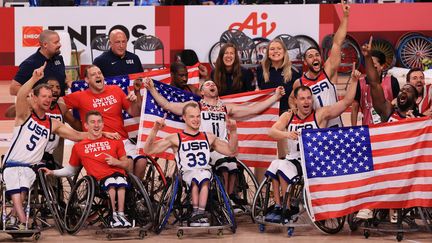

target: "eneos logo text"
[22,26,43,47]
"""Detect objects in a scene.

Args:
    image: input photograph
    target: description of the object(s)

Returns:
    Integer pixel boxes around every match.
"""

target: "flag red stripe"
[236,121,274,128]
[237,134,274,141]
[372,140,432,157]
[374,155,432,170]
[313,199,432,221]
[241,160,270,167]
[370,125,432,143]
[238,147,276,155]
[309,170,432,192]
[311,184,432,206]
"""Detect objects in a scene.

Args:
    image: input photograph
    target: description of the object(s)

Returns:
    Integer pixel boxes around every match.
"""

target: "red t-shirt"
[64,85,131,139]
[69,136,127,180]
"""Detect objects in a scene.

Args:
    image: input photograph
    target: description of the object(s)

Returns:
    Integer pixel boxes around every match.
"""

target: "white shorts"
[182,169,212,188]
[3,167,36,195]
[123,139,146,162]
[213,157,238,173]
[101,175,128,190]
[265,159,301,184]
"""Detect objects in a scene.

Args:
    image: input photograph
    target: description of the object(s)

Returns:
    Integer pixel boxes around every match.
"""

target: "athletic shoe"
[230,194,247,206]
[190,218,201,227]
[9,223,26,231]
[356,209,373,219]
[390,210,398,223]
[265,206,282,223]
[199,217,210,227]
[110,214,123,228]
[118,214,132,228]
[6,216,17,227]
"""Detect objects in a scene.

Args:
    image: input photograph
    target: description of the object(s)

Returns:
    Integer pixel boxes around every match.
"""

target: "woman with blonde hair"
[257,38,300,114]
[211,43,254,96]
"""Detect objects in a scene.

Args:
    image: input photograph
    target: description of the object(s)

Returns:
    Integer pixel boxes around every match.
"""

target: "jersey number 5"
[26,135,40,151]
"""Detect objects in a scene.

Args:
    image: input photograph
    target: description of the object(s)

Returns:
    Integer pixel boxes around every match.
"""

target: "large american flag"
[136,81,280,167]
[69,64,200,138]
[300,117,432,221]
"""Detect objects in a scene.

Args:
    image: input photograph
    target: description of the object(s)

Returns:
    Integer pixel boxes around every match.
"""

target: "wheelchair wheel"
[302,186,345,234]
[251,37,269,64]
[395,32,424,52]
[397,35,432,69]
[294,35,319,57]
[251,177,274,222]
[154,175,180,234]
[126,173,154,228]
[38,170,69,234]
[322,34,362,74]
[64,176,96,235]
[347,212,362,231]
[212,175,236,233]
[418,207,432,232]
[234,160,259,220]
[208,42,223,69]
[142,156,168,205]
[370,38,396,71]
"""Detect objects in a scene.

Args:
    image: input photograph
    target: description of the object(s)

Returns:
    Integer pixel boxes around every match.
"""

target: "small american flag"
[69,64,201,138]
[300,117,432,221]
[137,83,280,167]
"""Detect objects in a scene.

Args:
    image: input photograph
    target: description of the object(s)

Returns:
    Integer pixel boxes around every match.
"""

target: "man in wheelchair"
[41,110,132,228]
[265,66,360,224]
[144,102,238,227]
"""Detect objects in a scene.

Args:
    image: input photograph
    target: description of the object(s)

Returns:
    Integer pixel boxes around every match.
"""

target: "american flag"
[137,82,280,167]
[69,64,200,138]
[300,117,432,221]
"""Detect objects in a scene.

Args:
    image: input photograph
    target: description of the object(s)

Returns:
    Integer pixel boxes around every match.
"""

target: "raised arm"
[324,1,350,80]
[318,63,360,125]
[143,77,189,116]
[209,119,238,157]
[268,110,299,141]
[363,36,393,119]
[227,86,285,120]
[15,63,46,123]
[143,116,178,155]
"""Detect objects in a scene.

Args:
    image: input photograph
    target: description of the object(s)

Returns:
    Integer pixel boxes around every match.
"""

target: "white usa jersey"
[4,112,52,166]
[300,71,343,128]
[199,100,228,140]
[45,103,63,154]
[175,132,211,172]
[286,112,319,160]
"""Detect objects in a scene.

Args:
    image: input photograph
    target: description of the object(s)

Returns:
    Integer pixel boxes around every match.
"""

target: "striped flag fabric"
[136,81,280,167]
[69,63,200,138]
[300,117,432,221]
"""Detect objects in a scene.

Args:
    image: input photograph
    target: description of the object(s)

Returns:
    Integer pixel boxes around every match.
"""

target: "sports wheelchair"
[347,207,432,241]
[252,177,345,236]
[141,156,170,206]
[154,173,236,237]
[213,158,259,221]
[0,155,72,240]
[63,170,154,239]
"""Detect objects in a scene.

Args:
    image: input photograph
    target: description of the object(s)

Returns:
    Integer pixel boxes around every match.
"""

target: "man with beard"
[405,68,431,116]
[265,65,360,223]
[362,36,419,123]
[289,1,350,128]
[350,50,400,125]
[169,61,200,96]
[356,37,420,220]
[10,30,66,96]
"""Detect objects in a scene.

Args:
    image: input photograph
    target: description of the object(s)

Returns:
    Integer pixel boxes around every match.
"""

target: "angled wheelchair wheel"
[370,38,396,71]
[395,32,424,51]
[212,175,236,233]
[38,170,70,234]
[303,186,345,234]
[397,35,432,69]
[154,175,180,234]
[64,176,96,235]
[126,173,154,228]
[251,37,269,64]
[233,160,259,220]
[251,177,274,223]
[208,42,223,69]
[322,34,362,74]
[142,156,168,206]
[294,35,319,57]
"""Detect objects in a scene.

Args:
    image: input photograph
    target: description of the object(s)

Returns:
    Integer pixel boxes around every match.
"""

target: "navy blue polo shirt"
[93,49,143,77]
[14,48,66,96]
[256,66,301,115]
